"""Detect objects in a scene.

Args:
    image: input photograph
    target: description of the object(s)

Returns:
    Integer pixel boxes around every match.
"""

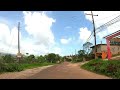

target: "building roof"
[90,44,106,48]
[103,30,120,39]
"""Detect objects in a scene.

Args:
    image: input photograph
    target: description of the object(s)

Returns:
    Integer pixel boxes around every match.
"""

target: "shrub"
[0,62,7,72]
[3,54,15,63]
[81,59,120,79]
[45,53,61,63]
[72,57,83,63]
[5,63,23,72]
[0,63,23,72]
[37,55,46,63]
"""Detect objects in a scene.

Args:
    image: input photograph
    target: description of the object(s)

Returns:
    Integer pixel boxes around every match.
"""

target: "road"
[26,62,111,79]
[0,61,111,79]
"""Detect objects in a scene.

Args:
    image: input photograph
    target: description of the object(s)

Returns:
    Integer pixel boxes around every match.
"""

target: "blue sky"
[0,11,120,56]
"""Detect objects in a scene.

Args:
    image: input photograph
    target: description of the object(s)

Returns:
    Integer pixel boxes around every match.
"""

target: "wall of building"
[92,45,102,54]
[101,45,107,52]
[110,45,120,55]
[91,45,120,55]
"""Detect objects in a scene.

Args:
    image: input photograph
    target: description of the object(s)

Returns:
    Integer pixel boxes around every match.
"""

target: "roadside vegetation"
[81,59,120,79]
[0,53,62,73]
[64,49,94,63]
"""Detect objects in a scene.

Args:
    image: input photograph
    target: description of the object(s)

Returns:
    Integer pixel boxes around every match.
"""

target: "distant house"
[90,44,120,55]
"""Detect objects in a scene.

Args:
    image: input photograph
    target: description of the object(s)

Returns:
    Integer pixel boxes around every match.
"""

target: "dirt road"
[0,62,111,79]
[26,62,111,79]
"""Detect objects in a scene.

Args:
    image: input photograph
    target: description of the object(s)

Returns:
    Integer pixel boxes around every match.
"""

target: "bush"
[0,56,4,63]
[81,59,120,79]
[45,53,61,63]
[72,57,83,63]
[0,63,23,72]
[0,62,7,72]
[5,63,23,72]
[0,53,59,73]
[84,54,94,61]
[3,54,15,63]
[37,55,46,63]
[20,55,37,64]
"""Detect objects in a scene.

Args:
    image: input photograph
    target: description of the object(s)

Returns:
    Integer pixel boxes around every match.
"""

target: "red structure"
[104,30,120,60]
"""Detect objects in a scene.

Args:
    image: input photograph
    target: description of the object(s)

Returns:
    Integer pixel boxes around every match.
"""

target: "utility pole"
[18,22,20,54]
[86,11,98,59]
[17,22,22,62]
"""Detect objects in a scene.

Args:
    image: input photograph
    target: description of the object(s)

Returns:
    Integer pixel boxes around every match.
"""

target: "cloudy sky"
[0,11,120,56]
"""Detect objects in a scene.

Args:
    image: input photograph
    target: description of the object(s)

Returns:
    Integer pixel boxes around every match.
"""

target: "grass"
[20,62,55,70]
[0,62,55,73]
[81,59,120,79]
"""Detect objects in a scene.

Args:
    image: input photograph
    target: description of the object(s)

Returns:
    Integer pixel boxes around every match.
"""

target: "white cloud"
[60,38,72,44]
[0,23,10,44]
[21,11,56,55]
[79,27,91,43]
[84,11,120,43]
[23,11,55,46]
[21,40,49,55]
[50,47,62,55]
[0,23,22,54]
[0,11,57,56]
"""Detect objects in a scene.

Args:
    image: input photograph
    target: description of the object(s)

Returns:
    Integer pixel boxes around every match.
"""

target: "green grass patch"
[0,62,55,73]
[20,62,55,70]
[81,59,120,79]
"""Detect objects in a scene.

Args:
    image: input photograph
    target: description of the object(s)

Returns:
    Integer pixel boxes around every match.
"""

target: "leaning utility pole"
[86,11,98,59]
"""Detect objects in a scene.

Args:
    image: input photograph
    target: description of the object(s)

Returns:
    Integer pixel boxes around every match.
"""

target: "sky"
[1,11,120,56]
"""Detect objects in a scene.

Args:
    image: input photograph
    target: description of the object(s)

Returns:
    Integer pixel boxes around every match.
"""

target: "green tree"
[37,55,46,63]
[78,50,85,57]
[25,54,35,63]
[77,50,86,61]
[83,42,93,54]
[45,53,60,63]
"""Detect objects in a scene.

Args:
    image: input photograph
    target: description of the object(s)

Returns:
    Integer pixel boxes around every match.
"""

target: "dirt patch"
[26,62,111,79]
[0,65,53,79]
[0,62,111,79]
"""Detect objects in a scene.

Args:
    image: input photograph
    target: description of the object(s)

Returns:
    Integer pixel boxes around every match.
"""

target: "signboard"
[17,53,22,58]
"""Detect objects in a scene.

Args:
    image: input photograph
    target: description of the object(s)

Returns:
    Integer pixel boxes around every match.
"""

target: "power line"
[85,14,120,43]
[86,30,94,42]
[96,15,120,33]
[95,13,120,23]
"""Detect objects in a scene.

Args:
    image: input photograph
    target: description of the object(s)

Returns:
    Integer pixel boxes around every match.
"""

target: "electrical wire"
[84,14,120,44]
